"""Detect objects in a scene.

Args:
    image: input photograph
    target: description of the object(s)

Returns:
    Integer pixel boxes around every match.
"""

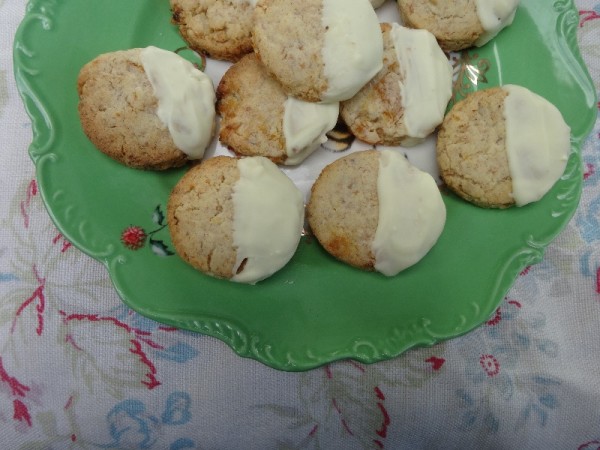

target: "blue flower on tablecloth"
[576,195,600,243]
[0,273,18,282]
[112,304,170,333]
[102,391,195,449]
[581,116,600,191]
[170,438,196,450]
[154,342,199,363]
[162,392,192,425]
[576,106,600,288]
[105,399,160,449]
[515,376,561,429]
[455,298,562,434]
[577,195,600,279]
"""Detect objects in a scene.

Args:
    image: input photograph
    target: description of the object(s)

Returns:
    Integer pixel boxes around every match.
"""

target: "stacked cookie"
[397,0,521,51]
[76,0,572,284]
[339,22,453,147]
[215,0,384,166]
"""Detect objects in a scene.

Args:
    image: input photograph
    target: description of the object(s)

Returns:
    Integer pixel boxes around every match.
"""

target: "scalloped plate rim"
[12,0,597,371]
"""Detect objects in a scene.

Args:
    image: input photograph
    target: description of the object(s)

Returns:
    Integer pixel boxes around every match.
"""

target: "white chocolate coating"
[321,0,384,102]
[502,85,571,207]
[390,24,453,140]
[231,157,304,284]
[475,0,520,46]
[283,97,339,165]
[140,46,216,160]
[372,150,446,276]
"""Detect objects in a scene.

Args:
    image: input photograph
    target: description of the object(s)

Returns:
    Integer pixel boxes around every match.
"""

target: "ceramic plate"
[14,0,596,371]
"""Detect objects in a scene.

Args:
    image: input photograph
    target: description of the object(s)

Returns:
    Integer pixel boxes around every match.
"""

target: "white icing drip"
[502,85,571,207]
[140,46,216,159]
[231,157,304,284]
[390,24,453,140]
[372,150,446,276]
[475,0,520,46]
[283,97,339,165]
[321,0,384,102]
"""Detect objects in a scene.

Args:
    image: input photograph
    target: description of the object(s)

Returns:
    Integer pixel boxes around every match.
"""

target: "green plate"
[14,0,596,371]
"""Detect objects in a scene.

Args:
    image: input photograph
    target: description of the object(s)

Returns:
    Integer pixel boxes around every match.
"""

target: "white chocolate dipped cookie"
[252,0,384,103]
[216,53,339,165]
[307,149,446,276]
[170,0,258,62]
[77,46,216,170]
[167,155,304,284]
[341,23,453,146]
[397,0,520,51]
[437,85,571,208]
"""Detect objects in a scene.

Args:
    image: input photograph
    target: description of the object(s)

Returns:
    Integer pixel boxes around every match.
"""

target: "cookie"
[170,0,257,62]
[436,85,571,208]
[307,149,446,276]
[340,23,452,146]
[167,155,304,284]
[252,0,383,103]
[77,46,216,170]
[397,0,520,51]
[217,53,339,165]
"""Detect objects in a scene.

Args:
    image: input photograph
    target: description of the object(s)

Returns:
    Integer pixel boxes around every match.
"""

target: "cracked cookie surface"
[397,0,484,51]
[167,156,239,279]
[307,150,380,270]
[170,0,256,62]
[216,53,288,163]
[340,23,407,146]
[436,87,514,208]
[252,0,327,102]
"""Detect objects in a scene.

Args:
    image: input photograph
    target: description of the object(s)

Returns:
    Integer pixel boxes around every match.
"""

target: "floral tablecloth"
[1,0,600,448]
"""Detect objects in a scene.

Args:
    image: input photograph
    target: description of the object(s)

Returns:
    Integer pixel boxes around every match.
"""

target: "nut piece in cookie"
[170,0,257,62]
[167,155,304,284]
[397,0,520,52]
[437,86,570,208]
[217,53,339,165]
[252,0,383,103]
[307,149,446,276]
[77,47,216,170]
[341,23,452,146]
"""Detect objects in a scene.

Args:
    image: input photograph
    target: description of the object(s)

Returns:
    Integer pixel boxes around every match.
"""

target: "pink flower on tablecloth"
[456,296,563,433]
[257,350,447,449]
[425,356,446,371]
[19,179,37,229]
[584,162,595,180]
[579,9,600,27]
[10,265,46,336]
[59,311,164,391]
[0,356,32,427]
[480,354,501,377]
[578,439,600,450]
[13,399,32,426]
[486,308,502,326]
